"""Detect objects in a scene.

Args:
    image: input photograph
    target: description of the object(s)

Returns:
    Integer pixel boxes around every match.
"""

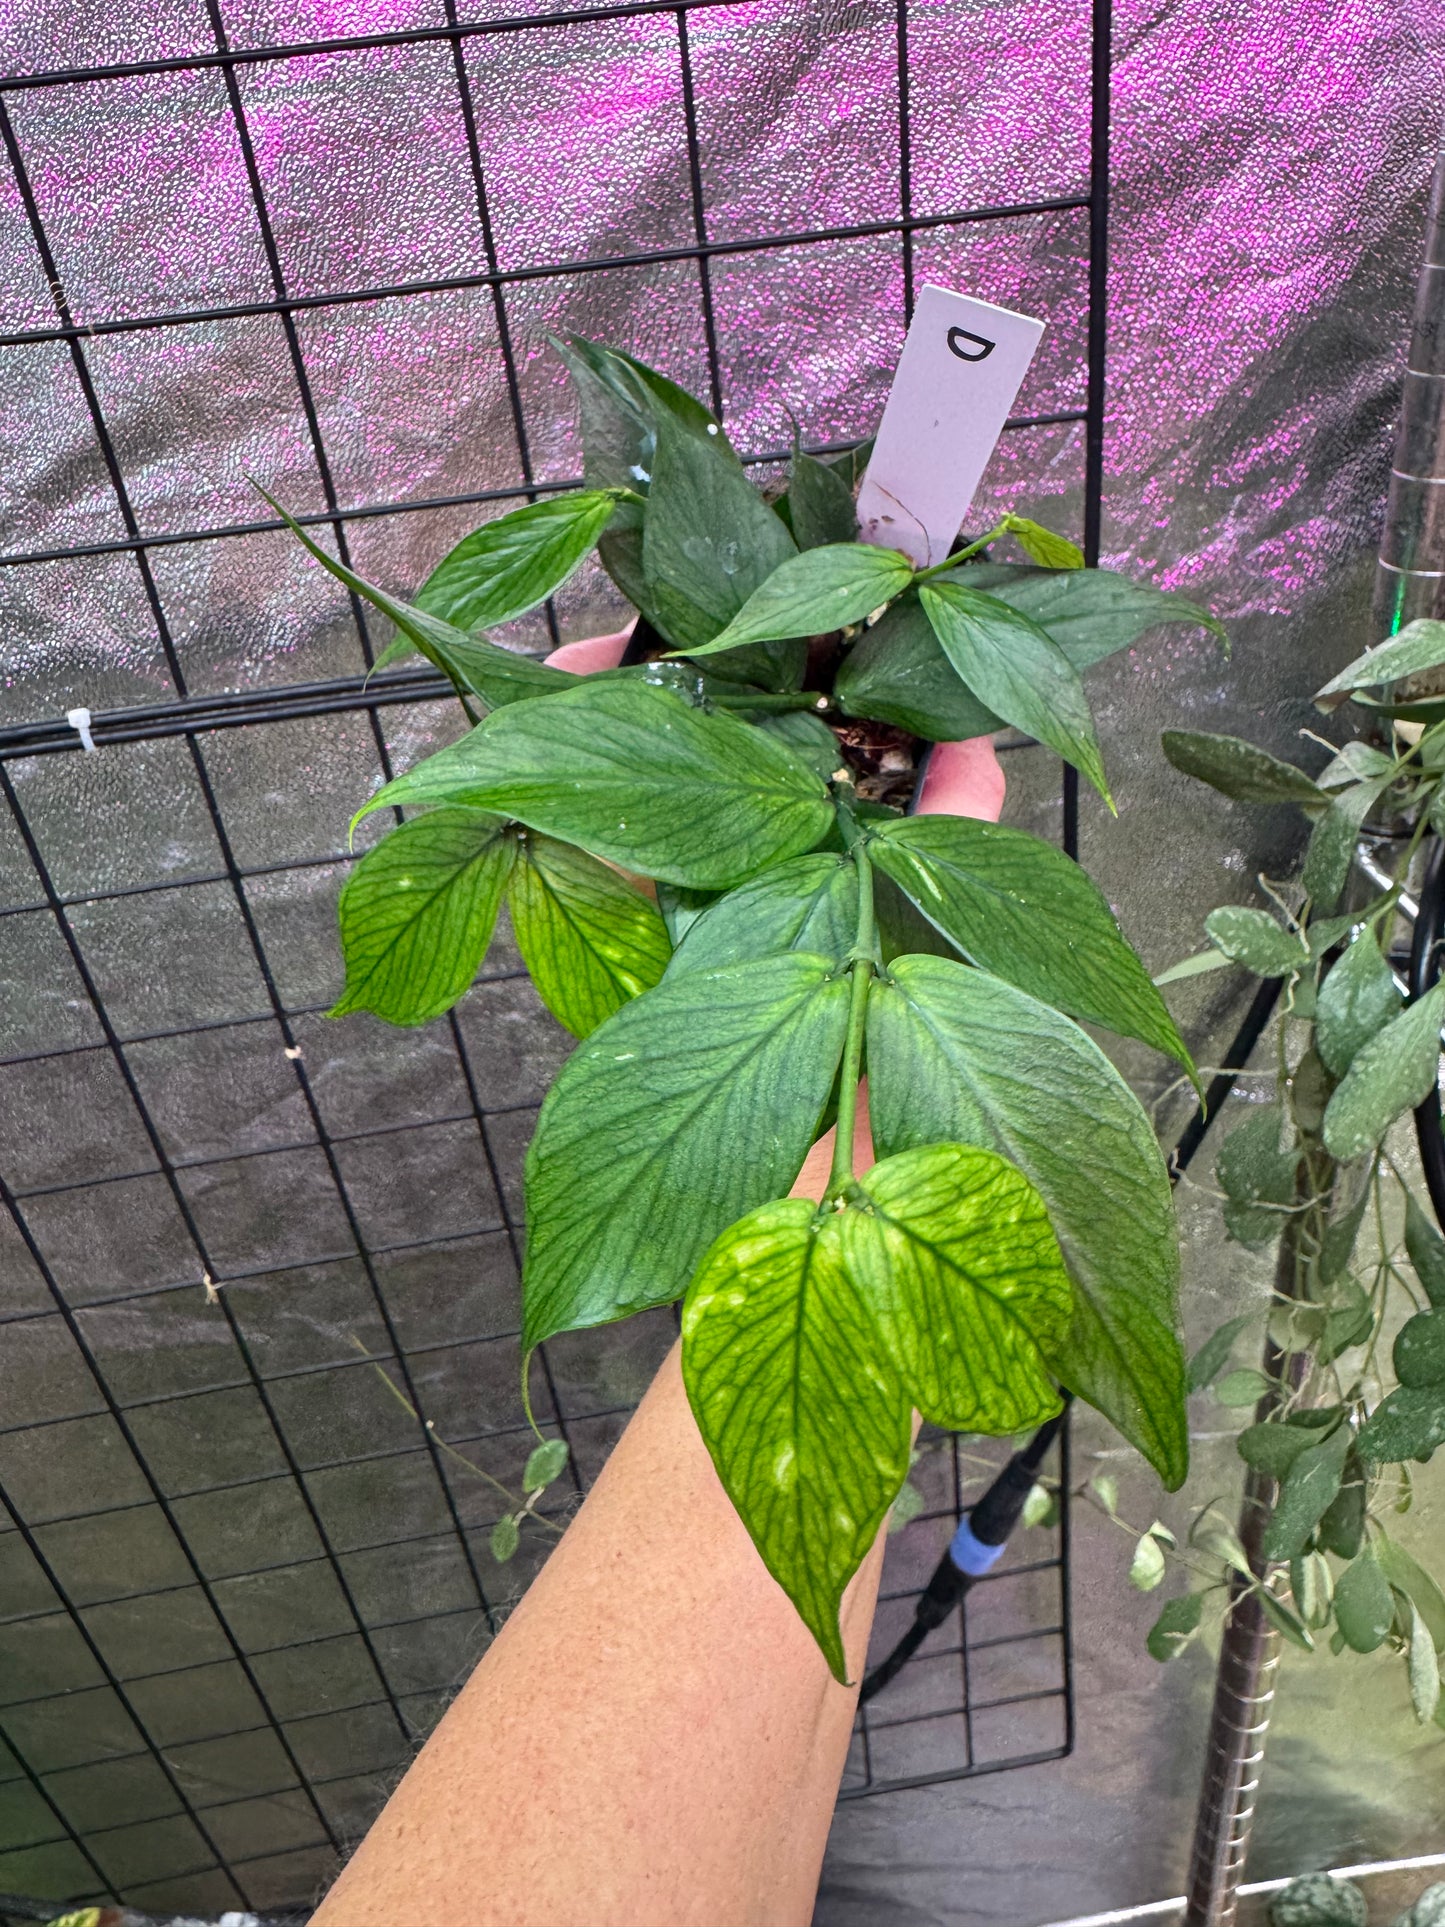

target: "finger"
[915,736,1005,824]
[544,621,636,675]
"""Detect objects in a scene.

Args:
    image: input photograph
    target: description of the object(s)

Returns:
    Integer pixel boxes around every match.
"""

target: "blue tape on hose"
[948,1517,1007,1577]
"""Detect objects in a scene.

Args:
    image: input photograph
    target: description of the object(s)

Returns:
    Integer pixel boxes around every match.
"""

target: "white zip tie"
[65,706,97,753]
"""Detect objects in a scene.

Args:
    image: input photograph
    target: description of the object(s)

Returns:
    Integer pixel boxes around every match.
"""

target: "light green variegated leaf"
[842,1143,1069,1434]
[1302,775,1389,909]
[1315,619,1445,710]
[1375,1534,1445,1651]
[1214,1104,1298,1248]
[1002,514,1084,570]
[356,680,834,889]
[866,956,1186,1486]
[1148,1591,1206,1660]
[667,855,858,976]
[1358,1384,1445,1463]
[1260,1421,1351,1561]
[414,491,621,634]
[1161,730,1322,806]
[508,833,670,1038]
[1203,906,1309,978]
[833,594,1003,741]
[257,485,572,711]
[786,452,859,549]
[1316,930,1401,1077]
[523,953,850,1349]
[868,816,1194,1074]
[919,580,1112,805]
[681,1199,910,1682]
[1322,982,1445,1160]
[683,544,915,658]
[330,810,514,1026]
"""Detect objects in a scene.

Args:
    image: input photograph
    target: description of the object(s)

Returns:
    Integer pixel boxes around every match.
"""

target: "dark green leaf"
[684,544,915,657]
[866,956,1186,1486]
[753,709,842,780]
[841,1143,1071,1434]
[1215,1104,1298,1248]
[1319,1279,1374,1366]
[824,437,875,489]
[509,833,670,1038]
[1322,982,1445,1160]
[641,408,797,665]
[330,810,514,1026]
[1161,730,1323,807]
[1303,777,1390,909]
[1147,1590,1206,1660]
[1216,1367,1273,1406]
[1316,1458,1368,1558]
[1267,1875,1366,1927]
[869,816,1193,1072]
[667,855,857,976]
[833,593,1002,740]
[1258,1586,1315,1650]
[414,491,621,634]
[1406,1193,1445,1308]
[1394,1310,1445,1388]
[1359,1384,1445,1463]
[523,953,850,1349]
[960,563,1225,664]
[1333,1546,1395,1651]
[1316,931,1401,1077]
[1260,1420,1350,1560]
[1321,1184,1371,1285]
[920,581,1111,805]
[522,1437,570,1494]
[490,1516,520,1563]
[1315,619,1445,710]
[786,452,859,549]
[1002,514,1085,570]
[654,882,717,947]
[681,1199,909,1681]
[1290,1044,1331,1134]
[358,680,833,890]
[1188,1311,1254,1392]
[1203,906,1309,977]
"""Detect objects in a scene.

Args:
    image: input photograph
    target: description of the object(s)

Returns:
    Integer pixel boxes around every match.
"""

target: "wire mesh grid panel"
[0,0,1103,1908]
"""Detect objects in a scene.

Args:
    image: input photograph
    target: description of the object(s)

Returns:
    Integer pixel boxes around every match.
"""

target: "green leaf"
[753,709,842,781]
[1261,1420,1351,1560]
[667,855,857,976]
[522,1437,570,1494]
[1320,1185,1371,1285]
[1203,906,1309,977]
[1161,730,1324,807]
[523,953,850,1349]
[1258,1586,1315,1650]
[654,882,717,947]
[357,680,833,890]
[961,562,1226,665]
[841,1142,1071,1434]
[1148,1590,1206,1660]
[1002,514,1085,570]
[888,1479,927,1533]
[824,436,874,489]
[868,816,1194,1073]
[1317,1460,1368,1559]
[330,810,514,1026]
[1406,1193,1445,1308]
[1316,931,1401,1077]
[1358,1384,1445,1463]
[1237,1421,1318,1478]
[1291,1548,1334,1627]
[1319,1279,1374,1366]
[641,408,797,667]
[414,491,621,634]
[1314,619,1445,709]
[866,956,1186,1486]
[683,544,915,657]
[509,834,670,1039]
[1333,1546,1395,1651]
[1302,777,1390,909]
[1091,1472,1119,1515]
[1394,1309,1445,1388]
[681,1199,910,1681]
[1216,1367,1273,1407]
[1376,1534,1445,1651]
[786,452,859,550]
[1154,948,1232,986]
[1322,982,1445,1160]
[833,593,1003,740]
[1215,1105,1298,1248]
[1408,1599,1441,1721]
[1130,1529,1168,1590]
[258,484,574,712]
[920,580,1112,806]
[1021,1482,1057,1529]
[1188,1312,1254,1392]
[490,1515,520,1563]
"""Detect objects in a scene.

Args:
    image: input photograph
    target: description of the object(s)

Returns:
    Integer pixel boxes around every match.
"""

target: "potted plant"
[264,337,1224,1678]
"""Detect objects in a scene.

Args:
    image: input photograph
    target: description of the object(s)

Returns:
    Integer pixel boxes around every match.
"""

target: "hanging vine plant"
[267,338,1223,1678]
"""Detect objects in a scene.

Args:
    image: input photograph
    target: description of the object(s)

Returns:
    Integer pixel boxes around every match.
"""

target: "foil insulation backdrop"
[0,0,1441,1919]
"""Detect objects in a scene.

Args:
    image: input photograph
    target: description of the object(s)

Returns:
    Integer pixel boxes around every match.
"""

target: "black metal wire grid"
[0,0,1108,1908]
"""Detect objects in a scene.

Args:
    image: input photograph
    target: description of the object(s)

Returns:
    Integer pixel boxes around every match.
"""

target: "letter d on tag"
[857,286,1045,567]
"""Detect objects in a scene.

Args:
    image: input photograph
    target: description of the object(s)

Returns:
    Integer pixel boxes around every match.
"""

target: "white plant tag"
[857,286,1046,567]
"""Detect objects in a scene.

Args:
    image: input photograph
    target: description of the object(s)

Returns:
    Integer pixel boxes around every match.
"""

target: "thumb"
[914,736,1005,824]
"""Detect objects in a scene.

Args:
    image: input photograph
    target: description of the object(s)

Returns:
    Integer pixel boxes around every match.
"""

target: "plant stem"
[912,519,1011,582]
[827,833,876,1200]
[707,690,830,713]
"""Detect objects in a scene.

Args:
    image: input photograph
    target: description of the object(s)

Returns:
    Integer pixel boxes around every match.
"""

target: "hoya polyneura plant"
[1130,617,1445,1719]
[269,337,1225,1678]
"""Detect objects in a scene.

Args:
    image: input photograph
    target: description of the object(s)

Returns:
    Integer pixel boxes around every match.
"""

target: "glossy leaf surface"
[1161,730,1322,806]
[833,594,1002,740]
[667,855,857,975]
[685,544,915,656]
[1316,931,1401,1077]
[415,491,621,634]
[1322,982,1445,1159]
[509,833,670,1038]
